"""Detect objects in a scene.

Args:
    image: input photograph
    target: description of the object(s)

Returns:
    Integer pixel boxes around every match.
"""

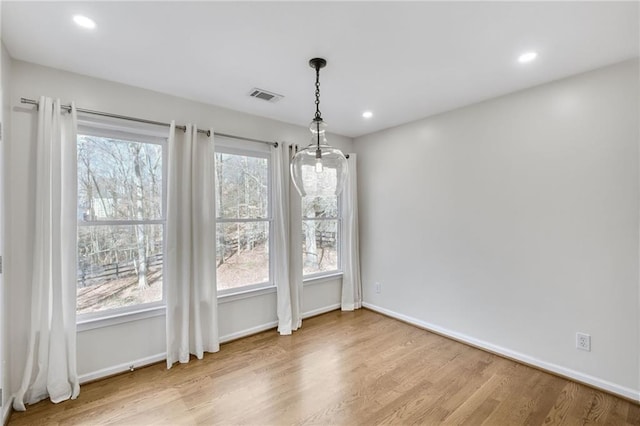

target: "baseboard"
[219,304,341,343]
[302,303,341,319]
[363,302,640,403]
[78,352,167,384]
[77,304,342,385]
[219,321,279,344]
[2,401,12,426]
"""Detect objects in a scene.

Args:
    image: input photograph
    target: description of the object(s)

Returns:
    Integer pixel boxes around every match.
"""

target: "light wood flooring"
[8,309,640,425]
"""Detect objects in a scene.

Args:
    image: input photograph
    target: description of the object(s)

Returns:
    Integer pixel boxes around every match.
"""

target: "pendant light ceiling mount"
[309,57,327,70]
[290,57,348,198]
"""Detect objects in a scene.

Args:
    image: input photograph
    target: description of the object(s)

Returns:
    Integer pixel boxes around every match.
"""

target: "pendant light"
[291,58,348,197]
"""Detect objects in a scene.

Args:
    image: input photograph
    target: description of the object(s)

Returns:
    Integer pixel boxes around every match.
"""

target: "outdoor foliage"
[215,152,270,289]
[76,138,341,314]
[302,193,339,275]
[77,134,163,314]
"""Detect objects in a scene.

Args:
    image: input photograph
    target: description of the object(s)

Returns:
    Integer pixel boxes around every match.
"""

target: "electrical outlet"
[375,282,381,294]
[576,332,591,351]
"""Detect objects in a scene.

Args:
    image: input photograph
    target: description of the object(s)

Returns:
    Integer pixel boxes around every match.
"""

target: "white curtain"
[274,143,303,334]
[14,97,80,411]
[166,123,219,367]
[341,154,362,310]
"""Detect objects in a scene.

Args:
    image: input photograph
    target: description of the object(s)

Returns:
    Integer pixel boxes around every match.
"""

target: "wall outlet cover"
[576,332,591,351]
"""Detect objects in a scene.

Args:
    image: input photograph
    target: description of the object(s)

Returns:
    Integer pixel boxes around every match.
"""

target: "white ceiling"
[2,1,638,138]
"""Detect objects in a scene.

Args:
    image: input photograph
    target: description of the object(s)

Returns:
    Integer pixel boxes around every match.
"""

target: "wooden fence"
[78,253,163,287]
[78,230,336,287]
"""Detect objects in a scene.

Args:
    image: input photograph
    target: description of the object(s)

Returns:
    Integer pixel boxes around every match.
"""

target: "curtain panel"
[274,143,303,334]
[341,154,362,310]
[14,97,80,411]
[166,123,219,367]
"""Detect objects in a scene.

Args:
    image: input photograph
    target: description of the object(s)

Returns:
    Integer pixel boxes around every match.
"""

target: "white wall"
[355,59,639,399]
[7,60,352,395]
[0,41,12,419]
[0,40,10,420]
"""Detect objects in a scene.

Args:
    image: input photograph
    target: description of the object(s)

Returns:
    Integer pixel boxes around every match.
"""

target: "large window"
[77,122,166,316]
[302,192,340,277]
[215,143,272,294]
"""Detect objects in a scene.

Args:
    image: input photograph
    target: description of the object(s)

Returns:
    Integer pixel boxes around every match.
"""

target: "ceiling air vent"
[249,88,284,103]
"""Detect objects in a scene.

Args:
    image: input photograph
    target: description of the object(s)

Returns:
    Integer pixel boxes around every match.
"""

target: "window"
[302,192,341,277]
[76,121,167,317]
[215,141,272,294]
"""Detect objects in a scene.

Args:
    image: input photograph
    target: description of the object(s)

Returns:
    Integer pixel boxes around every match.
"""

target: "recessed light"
[73,15,96,30]
[518,51,537,64]
[362,111,373,119]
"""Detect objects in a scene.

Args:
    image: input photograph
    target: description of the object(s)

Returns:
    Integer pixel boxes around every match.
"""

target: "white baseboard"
[78,353,167,384]
[302,303,341,319]
[219,321,279,344]
[2,400,12,426]
[77,304,343,386]
[363,302,640,402]
[219,304,342,343]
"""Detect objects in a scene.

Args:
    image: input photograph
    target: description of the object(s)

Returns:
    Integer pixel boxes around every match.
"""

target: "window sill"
[303,271,343,286]
[76,276,339,332]
[77,304,166,332]
[218,285,277,304]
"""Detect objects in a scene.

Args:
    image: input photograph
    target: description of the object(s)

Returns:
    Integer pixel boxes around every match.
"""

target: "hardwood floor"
[8,309,640,425]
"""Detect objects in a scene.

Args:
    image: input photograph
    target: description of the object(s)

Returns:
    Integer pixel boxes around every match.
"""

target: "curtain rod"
[20,97,278,148]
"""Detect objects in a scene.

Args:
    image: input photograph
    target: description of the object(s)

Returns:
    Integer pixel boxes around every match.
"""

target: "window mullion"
[79,219,165,227]
[216,217,270,223]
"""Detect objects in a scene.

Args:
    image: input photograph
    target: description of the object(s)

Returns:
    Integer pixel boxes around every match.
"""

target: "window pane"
[302,219,338,275]
[300,164,338,198]
[303,195,338,219]
[77,224,163,314]
[215,152,268,219]
[216,221,270,290]
[78,135,163,221]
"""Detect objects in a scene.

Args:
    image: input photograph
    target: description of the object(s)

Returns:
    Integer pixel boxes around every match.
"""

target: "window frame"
[214,137,275,296]
[75,117,169,323]
[301,193,343,280]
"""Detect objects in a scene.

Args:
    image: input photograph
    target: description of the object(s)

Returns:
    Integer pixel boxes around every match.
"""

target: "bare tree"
[216,153,226,266]
[131,144,148,289]
[303,213,318,267]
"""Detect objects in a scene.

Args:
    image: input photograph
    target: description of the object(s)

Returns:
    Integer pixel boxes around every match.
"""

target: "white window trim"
[77,303,166,332]
[303,271,344,285]
[214,139,274,296]
[76,120,168,323]
[218,284,277,304]
[77,284,283,331]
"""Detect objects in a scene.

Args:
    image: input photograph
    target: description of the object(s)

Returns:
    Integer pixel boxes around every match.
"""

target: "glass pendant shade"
[291,143,348,197]
[291,120,348,197]
[291,58,348,197]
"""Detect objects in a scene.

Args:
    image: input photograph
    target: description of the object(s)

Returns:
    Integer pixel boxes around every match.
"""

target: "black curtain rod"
[20,97,278,148]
